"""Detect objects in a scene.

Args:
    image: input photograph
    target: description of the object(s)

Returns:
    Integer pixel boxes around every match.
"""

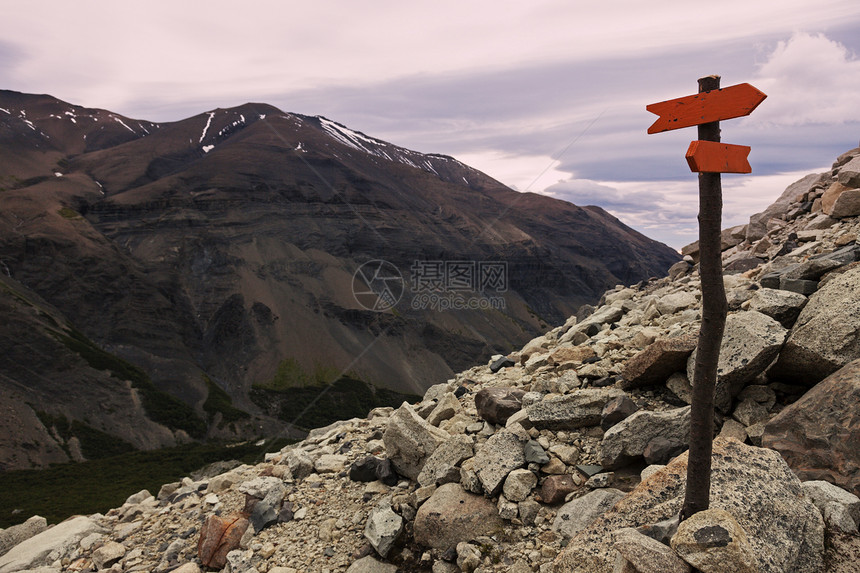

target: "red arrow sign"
[685,141,751,173]
[647,83,766,134]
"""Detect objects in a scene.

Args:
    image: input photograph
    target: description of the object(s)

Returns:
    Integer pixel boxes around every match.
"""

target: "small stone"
[541,457,567,475]
[539,474,579,504]
[503,469,538,502]
[600,396,639,430]
[456,542,482,572]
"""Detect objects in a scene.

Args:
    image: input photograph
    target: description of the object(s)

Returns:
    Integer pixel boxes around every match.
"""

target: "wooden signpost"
[647,76,766,520]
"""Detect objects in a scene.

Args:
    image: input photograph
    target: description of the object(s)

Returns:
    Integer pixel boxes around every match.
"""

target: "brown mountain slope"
[0,90,679,467]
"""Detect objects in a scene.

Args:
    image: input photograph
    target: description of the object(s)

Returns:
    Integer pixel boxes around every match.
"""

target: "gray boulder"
[748,287,807,328]
[527,388,626,430]
[670,508,758,573]
[426,392,462,426]
[613,527,691,573]
[762,360,860,495]
[413,483,504,550]
[364,503,403,558]
[559,306,624,344]
[0,516,103,573]
[502,469,538,502]
[656,292,698,315]
[282,448,314,480]
[552,488,625,539]
[346,556,398,573]
[383,402,449,480]
[554,438,825,573]
[801,480,860,533]
[600,406,691,470]
[620,334,698,390]
[473,429,526,495]
[417,434,474,487]
[837,155,860,186]
[0,516,47,558]
[687,311,787,412]
[746,173,821,241]
[769,266,860,383]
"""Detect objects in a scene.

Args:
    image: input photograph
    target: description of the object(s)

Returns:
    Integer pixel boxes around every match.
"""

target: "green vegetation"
[54,327,207,438]
[202,375,251,426]
[57,207,82,220]
[0,439,293,529]
[258,357,342,390]
[251,374,419,431]
[32,410,135,460]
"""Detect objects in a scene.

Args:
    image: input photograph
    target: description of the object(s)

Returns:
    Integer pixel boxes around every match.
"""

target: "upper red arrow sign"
[646,83,767,134]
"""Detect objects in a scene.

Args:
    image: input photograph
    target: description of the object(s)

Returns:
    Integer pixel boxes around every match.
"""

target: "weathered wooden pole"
[680,75,728,520]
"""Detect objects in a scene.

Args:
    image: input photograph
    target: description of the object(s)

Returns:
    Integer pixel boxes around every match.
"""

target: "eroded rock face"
[554,439,825,573]
[762,359,860,497]
[769,267,860,384]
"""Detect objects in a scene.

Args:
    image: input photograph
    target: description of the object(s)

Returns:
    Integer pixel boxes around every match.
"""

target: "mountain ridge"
[0,89,680,469]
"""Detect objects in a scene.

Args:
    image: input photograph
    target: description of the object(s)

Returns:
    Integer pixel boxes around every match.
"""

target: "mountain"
[1,145,858,571]
[0,90,680,469]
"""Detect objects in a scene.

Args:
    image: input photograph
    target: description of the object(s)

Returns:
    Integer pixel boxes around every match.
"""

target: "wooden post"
[680,75,728,521]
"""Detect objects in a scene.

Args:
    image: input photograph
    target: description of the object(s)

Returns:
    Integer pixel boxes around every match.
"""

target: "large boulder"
[801,481,860,533]
[613,527,691,573]
[474,387,525,426]
[748,288,807,328]
[762,359,860,497]
[0,516,47,558]
[417,434,474,487]
[687,311,787,412]
[473,429,527,495]
[0,516,103,573]
[620,334,698,390]
[383,402,449,480]
[527,388,626,430]
[552,488,626,539]
[554,438,825,573]
[413,483,504,551]
[769,266,860,384]
[599,406,690,470]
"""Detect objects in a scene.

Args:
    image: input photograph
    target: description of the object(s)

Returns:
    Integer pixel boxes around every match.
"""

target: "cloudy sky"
[4,1,860,248]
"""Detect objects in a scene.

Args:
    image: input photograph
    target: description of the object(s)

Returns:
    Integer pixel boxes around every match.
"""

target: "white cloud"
[750,32,860,125]
[541,169,826,249]
[454,151,571,193]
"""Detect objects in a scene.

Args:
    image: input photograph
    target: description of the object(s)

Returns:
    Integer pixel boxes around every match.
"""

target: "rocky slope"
[0,90,680,468]
[2,148,860,572]
[3,146,860,572]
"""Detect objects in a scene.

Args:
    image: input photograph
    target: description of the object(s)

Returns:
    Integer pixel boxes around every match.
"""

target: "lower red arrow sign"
[685,141,751,173]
